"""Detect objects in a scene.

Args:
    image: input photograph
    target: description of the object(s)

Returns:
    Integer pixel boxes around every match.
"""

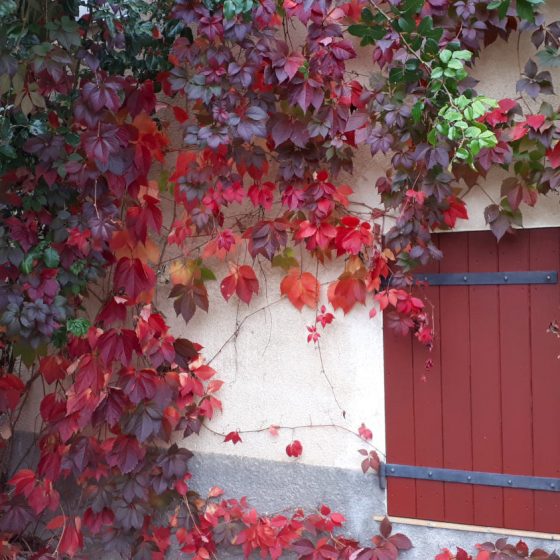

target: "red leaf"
[0,374,25,411]
[220,264,259,304]
[515,541,529,556]
[442,196,468,228]
[96,329,140,366]
[113,257,156,302]
[358,422,373,441]
[330,512,345,525]
[96,296,129,325]
[9,469,35,497]
[169,281,209,324]
[119,368,158,404]
[172,106,189,123]
[59,517,83,558]
[47,515,66,530]
[379,516,392,538]
[547,142,560,169]
[208,486,224,498]
[280,268,319,311]
[385,312,414,336]
[224,431,242,445]
[286,440,303,458]
[83,507,115,535]
[526,114,545,130]
[73,354,107,394]
[39,356,69,384]
[388,533,412,551]
[126,195,163,243]
[284,53,305,81]
[107,435,146,474]
[327,277,366,314]
[40,393,66,423]
[28,480,60,515]
[191,364,217,381]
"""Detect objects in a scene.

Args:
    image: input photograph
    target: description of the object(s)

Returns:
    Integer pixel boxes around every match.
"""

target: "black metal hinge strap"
[413,271,558,286]
[379,463,560,492]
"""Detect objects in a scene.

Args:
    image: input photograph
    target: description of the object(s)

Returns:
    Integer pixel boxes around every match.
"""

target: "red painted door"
[384,228,560,532]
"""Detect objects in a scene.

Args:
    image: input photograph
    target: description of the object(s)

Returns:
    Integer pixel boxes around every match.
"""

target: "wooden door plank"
[498,231,534,531]
[384,323,416,517]
[438,232,474,524]
[468,231,504,528]
[529,228,560,533]
[412,256,444,520]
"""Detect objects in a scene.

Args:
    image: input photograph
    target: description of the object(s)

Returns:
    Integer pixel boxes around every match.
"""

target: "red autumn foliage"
[1,0,558,558]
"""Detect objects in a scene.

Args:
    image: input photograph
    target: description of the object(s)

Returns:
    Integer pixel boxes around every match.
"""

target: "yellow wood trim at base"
[373,516,560,541]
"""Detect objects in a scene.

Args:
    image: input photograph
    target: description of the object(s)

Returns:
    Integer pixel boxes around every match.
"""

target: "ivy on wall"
[1,0,560,557]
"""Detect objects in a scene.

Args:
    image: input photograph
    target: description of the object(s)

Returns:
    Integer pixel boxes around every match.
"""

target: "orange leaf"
[280,268,319,311]
[46,515,66,530]
[327,277,366,314]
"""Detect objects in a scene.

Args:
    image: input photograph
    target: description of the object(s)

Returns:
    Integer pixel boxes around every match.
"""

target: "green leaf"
[272,248,299,271]
[65,132,80,146]
[516,0,537,22]
[424,37,440,56]
[67,318,91,337]
[70,260,86,276]
[13,342,47,366]
[469,139,482,156]
[417,16,433,35]
[348,24,369,37]
[412,101,424,124]
[200,266,216,281]
[21,253,35,275]
[452,50,472,61]
[427,128,437,146]
[537,47,560,68]
[0,144,17,159]
[0,0,17,17]
[447,58,464,71]
[465,126,482,138]
[488,0,511,17]
[361,7,374,22]
[439,49,452,64]
[396,16,415,33]
[471,100,487,118]
[43,247,60,268]
[456,147,470,160]
[443,108,462,122]
[401,0,423,15]
[223,0,235,18]
[431,67,444,80]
